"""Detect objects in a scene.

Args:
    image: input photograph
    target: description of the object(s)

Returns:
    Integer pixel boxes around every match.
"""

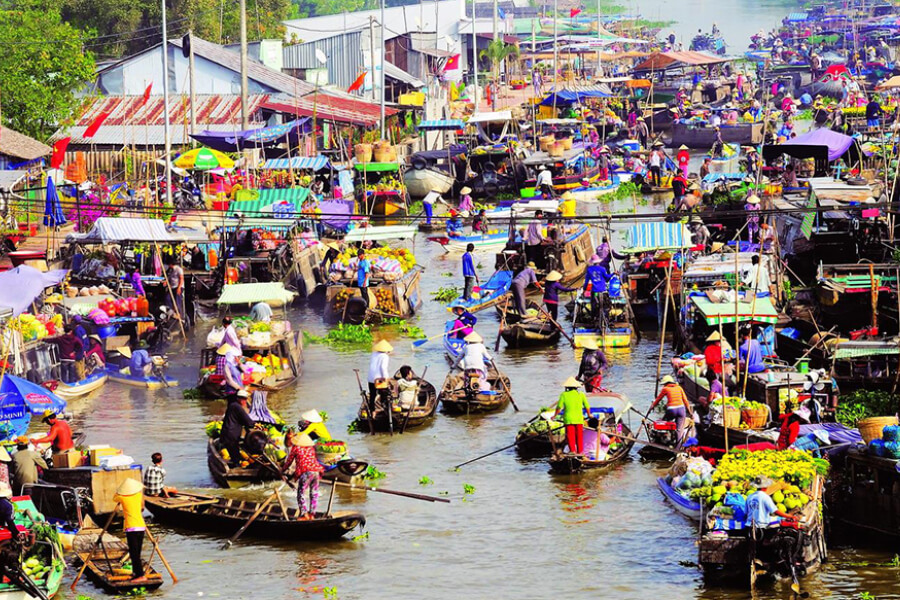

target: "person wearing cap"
[113,478,150,583]
[554,377,591,455]
[368,339,393,406]
[510,261,541,317]
[422,188,445,225]
[215,344,245,396]
[777,404,810,450]
[220,390,255,467]
[703,331,726,376]
[636,117,649,149]
[450,305,477,339]
[446,210,464,238]
[283,432,324,520]
[84,334,106,373]
[542,270,575,321]
[650,375,694,443]
[744,194,761,242]
[220,316,242,353]
[31,411,74,454]
[458,187,474,214]
[10,437,46,494]
[249,301,273,323]
[535,165,554,199]
[455,332,492,388]
[576,338,608,392]
[297,409,332,442]
[462,243,479,301]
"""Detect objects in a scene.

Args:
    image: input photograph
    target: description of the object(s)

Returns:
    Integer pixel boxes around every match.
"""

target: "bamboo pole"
[653,259,675,399]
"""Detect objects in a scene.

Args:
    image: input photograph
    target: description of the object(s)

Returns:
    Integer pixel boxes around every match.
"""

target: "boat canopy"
[418,119,465,131]
[344,225,418,242]
[762,128,861,169]
[69,217,203,243]
[622,222,691,253]
[522,143,596,166]
[190,119,310,153]
[262,155,330,171]
[217,282,297,306]
[354,162,400,172]
[467,111,513,124]
[0,266,67,316]
[689,294,779,326]
[633,51,730,72]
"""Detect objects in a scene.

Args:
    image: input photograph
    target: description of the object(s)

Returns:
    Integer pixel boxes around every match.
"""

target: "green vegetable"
[836,390,898,427]
[463,483,476,495]
[419,476,433,486]
[364,466,386,480]
[304,324,374,347]
[182,387,201,400]
[431,287,459,303]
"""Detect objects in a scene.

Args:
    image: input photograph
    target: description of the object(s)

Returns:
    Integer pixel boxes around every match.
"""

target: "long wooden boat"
[548,421,634,474]
[567,175,622,201]
[831,449,900,540]
[500,318,561,347]
[657,476,703,520]
[671,122,763,149]
[52,371,108,399]
[432,231,509,254]
[493,224,594,288]
[438,365,511,415]
[73,528,164,594]
[515,422,566,458]
[144,493,365,541]
[0,496,66,600]
[198,330,303,398]
[105,366,178,389]
[404,167,455,197]
[206,439,367,489]
[356,372,438,432]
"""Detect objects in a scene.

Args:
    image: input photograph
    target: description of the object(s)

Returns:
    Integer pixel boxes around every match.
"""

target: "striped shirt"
[656,384,689,409]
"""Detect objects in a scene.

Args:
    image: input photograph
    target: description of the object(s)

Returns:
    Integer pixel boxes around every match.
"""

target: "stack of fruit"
[331,288,355,314]
[372,288,398,314]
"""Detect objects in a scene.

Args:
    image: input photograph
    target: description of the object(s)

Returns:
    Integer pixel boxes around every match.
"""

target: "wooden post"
[870,263,878,330]
[653,260,674,399]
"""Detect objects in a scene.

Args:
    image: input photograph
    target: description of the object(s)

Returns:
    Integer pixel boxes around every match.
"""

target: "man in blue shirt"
[462,243,479,301]
[356,249,371,306]
[584,260,611,322]
[739,327,766,373]
[746,488,794,527]
[119,345,153,377]
[446,210,464,238]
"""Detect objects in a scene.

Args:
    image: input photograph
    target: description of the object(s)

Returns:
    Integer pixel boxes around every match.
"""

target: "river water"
[50,188,900,600]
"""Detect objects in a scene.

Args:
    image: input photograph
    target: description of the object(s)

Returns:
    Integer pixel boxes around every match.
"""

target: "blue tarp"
[0,375,66,415]
[262,155,330,171]
[540,89,611,106]
[0,266,68,316]
[190,119,311,152]
[786,12,809,21]
[623,222,691,253]
[418,119,465,131]
[42,177,66,228]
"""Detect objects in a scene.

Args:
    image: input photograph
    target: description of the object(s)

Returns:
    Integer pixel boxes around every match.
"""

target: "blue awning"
[540,89,611,106]
[786,12,809,21]
[418,119,465,131]
[190,119,311,152]
[262,155,330,171]
[623,222,691,253]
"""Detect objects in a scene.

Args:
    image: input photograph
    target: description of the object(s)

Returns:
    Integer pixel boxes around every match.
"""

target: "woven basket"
[722,405,741,428]
[560,137,573,150]
[355,143,373,163]
[547,141,565,157]
[859,416,899,444]
[742,407,768,430]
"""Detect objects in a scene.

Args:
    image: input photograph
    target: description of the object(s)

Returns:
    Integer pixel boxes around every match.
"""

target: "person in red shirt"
[30,411,74,454]
[283,433,324,520]
[777,405,810,450]
[704,331,725,376]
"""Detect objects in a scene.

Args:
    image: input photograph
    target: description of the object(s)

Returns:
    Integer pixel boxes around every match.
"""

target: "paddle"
[400,366,428,434]
[221,485,285,549]
[488,359,518,412]
[71,507,118,590]
[145,527,178,583]
[353,369,375,435]
[494,296,510,352]
[319,478,451,503]
[412,326,466,349]
[454,424,566,469]
[535,304,576,347]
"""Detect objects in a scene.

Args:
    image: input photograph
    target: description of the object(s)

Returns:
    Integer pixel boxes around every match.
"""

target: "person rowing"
[450,305,477,339]
[649,375,694,446]
[576,338,608,392]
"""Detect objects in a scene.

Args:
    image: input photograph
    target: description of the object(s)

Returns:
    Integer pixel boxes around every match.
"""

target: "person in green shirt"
[554,377,592,455]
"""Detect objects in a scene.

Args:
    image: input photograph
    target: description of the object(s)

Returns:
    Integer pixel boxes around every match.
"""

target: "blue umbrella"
[43,176,66,227]
[0,375,67,416]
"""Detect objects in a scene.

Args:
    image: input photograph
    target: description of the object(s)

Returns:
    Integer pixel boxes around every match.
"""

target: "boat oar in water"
[412,326,466,349]
[221,485,286,549]
[488,359,518,411]
[536,305,576,348]
[454,424,565,469]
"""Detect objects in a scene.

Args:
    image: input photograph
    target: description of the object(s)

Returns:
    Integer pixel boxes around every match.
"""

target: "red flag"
[141,83,153,105]
[347,71,367,93]
[570,8,581,17]
[83,112,110,139]
[444,54,460,71]
[50,137,70,169]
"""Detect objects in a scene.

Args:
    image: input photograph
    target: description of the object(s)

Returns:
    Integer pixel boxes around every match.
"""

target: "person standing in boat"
[510,261,542,317]
[283,433,324,520]
[455,332,492,390]
[584,255,612,322]
[542,270,575,321]
[31,411,74,455]
[635,117,649,149]
[649,375,694,445]
[462,243,479,301]
[744,194,761,242]
[220,391,255,467]
[422,188,444,226]
[458,187,474,215]
[356,249,372,307]
[297,410,332,442]
[113,479,150,584]
[220,316,242,353]
[676,145,690,179]
[576,338,608,392]
[554,377,591,455]
[536,165,554,199]
[368,340,393,410]
[523,211,546,268]
[446,210,464,238]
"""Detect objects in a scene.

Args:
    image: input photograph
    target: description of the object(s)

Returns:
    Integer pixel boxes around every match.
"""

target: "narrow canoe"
[356,373,438,432]
[106,366,178,389]
[657,477,703,520]
[442,320,466,362]
[548,421,635,474]
[51,372,108,399]
[73,528,164,594]
[499,320,561,347]
[144,494,365,541]
[438,365,511,415]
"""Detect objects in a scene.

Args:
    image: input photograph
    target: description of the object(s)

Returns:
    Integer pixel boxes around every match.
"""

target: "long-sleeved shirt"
[221,325,242,352]
[11,450,47,490]
[543,281,575,304]
[284,445,324,476]
[221,401,255,444]
[458,342,492,372]
[52,334,83,361]
[577,349,607,380]
[512,268,537,289]
[130,349,152,375]
[462,252,476,278]
[525,221,543,246]
[367,351,390,383]
[585,265,611,293]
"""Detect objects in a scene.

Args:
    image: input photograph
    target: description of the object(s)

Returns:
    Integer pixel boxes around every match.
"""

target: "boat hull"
[574,326,633,348]
[657,477,702,520]
[52,372,108,399]
[404,167,454,197]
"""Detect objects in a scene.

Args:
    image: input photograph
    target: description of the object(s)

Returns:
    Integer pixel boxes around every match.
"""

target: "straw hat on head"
[217,343,235,356]
[562,376,582,388]
[660,375,676,385]
[464,332,483,344]
[300,409,323,424]
[236,389,250,398]
[526,261,537,269]
[460,186,472,195]
[373,339,393,353]
[545,270,562,282]
[794,405,812,423]
[580,338,598,350]
[116,346,133,359]
[561,191,575,201]
[679,144,689,150]
[325,242,341,252]
[706,331,723,342]
[746,195,761,205]
[295,433,315,447]
[88,334,102,343]
[0,447,10,463]
[710,241,725,253]
[41,410,57,423]
[15,436,28,447]
[117,478,143,496]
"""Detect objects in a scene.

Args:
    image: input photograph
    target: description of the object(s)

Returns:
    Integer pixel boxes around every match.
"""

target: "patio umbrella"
[174,147,236,170]
[42,176,66,227]
[0,374,67,415]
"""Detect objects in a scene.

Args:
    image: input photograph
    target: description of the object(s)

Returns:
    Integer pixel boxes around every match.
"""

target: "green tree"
[479,39,519,84]
[0,8,95,140]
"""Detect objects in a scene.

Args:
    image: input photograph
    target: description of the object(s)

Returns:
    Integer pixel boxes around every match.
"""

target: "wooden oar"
[319,478,450,503]
[488,359,518,412]
[71,507,118,590]
[400,366,428,434]
[536,304,576,347]
[221,485,284,549]
[494,296,510,352]
[412,326,466,348]
[454,424,566,469]
[145,527,178,583]
[353,369,375,435]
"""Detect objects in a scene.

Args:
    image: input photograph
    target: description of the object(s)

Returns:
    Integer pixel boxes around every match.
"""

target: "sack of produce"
[869,438,886,457]
[206,327,225,348]
[882,425,900,443]
[884,440,900,460]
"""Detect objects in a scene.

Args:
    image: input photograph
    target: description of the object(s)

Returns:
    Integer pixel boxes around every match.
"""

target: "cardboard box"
[89,448,121,467]
[52,451,82,468]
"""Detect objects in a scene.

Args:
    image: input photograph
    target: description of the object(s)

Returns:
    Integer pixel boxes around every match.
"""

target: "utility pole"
[596,0,602,78]
[161,0,172,205]
[188,30,196,138]
[240,0,249,129]
[493,0,498,41]
[369,16,376,102]
[380,0,386,139]
[471,0,479,113]
[552,0,558,114]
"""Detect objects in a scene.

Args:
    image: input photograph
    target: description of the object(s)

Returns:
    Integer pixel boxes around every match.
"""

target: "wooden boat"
[323,267,423,324]
[567,175,622,201]
[671,122,763,149]
[356,371,438,432]
[637,420,683,460]
[708,145,742,173]
[198,330,303,398]
[574,325,633,349]
[515,419,566,458]
[52,371,108,399]
[432,230,509,254]
[438,365,511,415]
[105,365,177,389]
[493,224,594,287]
[548,420,635,474]
[447,270,512,314]
[403,166,455,197]
[0,496,66,600]
[73,528,164,594]
[657,476,703,520]
[522,142,601,191]
[831,449,900,540]
[442,320,467,362]
[144,493,365,541]
[500,319,561,347]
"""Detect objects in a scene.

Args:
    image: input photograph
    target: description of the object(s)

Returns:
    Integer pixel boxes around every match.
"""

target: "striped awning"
[418,119,465,131]
[833,343,900,360]
[217,282,296,306]
[623,222,691,253]
[786,12,808,21]
[691,295,779,326]
[227,188,311,218]
[262,156,330,170]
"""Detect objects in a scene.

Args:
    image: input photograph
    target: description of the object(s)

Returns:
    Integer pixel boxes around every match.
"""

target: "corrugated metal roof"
[70,94,270,128]
[283,32,364,90]
[384,61,425,87]
[263,93,398,127]
[50,123,265,146]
